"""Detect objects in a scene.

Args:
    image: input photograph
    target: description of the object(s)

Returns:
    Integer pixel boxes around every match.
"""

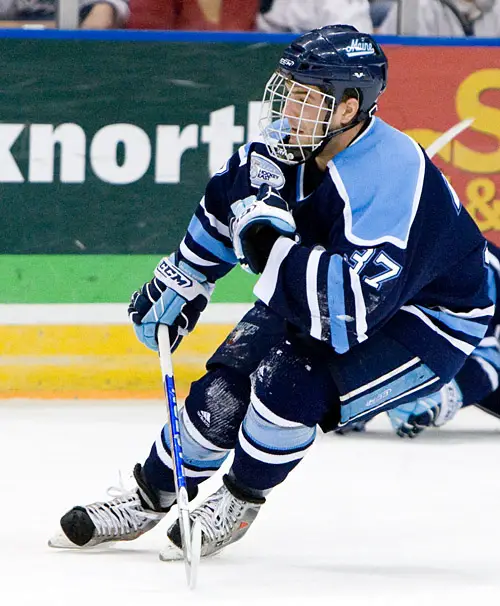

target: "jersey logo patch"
[249,153,285,190]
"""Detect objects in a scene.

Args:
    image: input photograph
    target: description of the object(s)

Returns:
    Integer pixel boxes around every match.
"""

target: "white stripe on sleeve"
[479,336,500,348]
[402,305,475,354]
[179,239,219,267]
[486,248,500,273]
[253,237,296,305]
[200,197,231,238]
[471,356,500,392]
[349,267,368,344]
[306,248,324,340]
[438,305,495,319]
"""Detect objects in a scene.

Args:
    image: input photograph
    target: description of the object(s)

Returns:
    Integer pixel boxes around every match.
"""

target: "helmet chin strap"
[288,116,365,164]
[290,93,373,164]
[308,118,365,161]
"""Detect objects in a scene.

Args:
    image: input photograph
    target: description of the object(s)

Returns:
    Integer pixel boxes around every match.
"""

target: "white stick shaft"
[158,325,174,377]
[426,119,475,160]
[157,324,199,589]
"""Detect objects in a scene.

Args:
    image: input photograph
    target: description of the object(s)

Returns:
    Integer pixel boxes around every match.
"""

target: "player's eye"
[289,89,307,100]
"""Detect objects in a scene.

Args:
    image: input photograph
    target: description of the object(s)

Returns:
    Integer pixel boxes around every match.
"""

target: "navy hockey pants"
[144,302,448,494]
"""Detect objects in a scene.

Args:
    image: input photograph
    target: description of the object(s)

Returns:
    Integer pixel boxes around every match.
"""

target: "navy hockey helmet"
[259,25,388,164]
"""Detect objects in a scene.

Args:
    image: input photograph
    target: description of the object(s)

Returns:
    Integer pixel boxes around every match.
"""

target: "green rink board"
[0,39,281,256]
[0,255,256,303]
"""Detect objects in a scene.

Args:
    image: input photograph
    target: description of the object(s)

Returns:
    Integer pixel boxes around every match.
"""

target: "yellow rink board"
[0,324,233,399]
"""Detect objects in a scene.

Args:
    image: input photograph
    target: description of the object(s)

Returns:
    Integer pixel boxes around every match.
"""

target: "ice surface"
[1,400,500,606]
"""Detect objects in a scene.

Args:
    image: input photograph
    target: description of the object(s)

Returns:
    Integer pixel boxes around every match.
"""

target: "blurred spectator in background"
[368,0,394,28]
[256,0,373,33]
[127,0,258,30]
[0,0,128,27]
[80,0,129,27]
[379,0,500,36]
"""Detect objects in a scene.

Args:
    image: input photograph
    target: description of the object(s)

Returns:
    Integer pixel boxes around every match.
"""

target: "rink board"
[0,303,251,398]
[0,324,231,398]
[0,33,498,400]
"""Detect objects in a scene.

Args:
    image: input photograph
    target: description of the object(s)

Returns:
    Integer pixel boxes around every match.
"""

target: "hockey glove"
[387,379,463,438]
[229,184,296,274]
[128,255,212,352]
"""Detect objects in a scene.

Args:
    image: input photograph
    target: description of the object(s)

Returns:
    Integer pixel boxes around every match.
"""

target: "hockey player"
[372,242,500,438]
[49,25,494,559]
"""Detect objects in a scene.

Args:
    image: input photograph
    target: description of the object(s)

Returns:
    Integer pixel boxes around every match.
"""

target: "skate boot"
[48,464,171,549]
[160,474,265,561]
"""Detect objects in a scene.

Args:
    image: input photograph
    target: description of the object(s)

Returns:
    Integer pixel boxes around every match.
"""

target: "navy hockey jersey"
[176,117,494,382]
[456,243,500,405]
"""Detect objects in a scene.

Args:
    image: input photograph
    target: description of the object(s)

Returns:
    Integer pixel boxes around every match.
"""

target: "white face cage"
[259,72,336,165]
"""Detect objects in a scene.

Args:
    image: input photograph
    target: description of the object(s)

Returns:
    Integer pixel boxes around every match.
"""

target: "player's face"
[259,72,337,164]
[282,81,332,147]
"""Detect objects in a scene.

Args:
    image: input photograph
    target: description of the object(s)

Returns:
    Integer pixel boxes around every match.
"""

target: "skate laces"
[85,483,162,539]
[192,487,245,543]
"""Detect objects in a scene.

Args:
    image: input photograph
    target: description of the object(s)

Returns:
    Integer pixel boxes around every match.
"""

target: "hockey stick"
[426,118,474,160]
[157,323,202,590]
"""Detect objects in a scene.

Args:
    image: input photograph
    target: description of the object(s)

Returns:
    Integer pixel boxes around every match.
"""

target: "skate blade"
[159,539,184,561]
[187,520,202,589]
[48,530,83,549]
[48,530,114,550]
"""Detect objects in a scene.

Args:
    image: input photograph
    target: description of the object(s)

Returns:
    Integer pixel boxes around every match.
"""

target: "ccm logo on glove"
[129,254,212,353]
[156,259,193,288]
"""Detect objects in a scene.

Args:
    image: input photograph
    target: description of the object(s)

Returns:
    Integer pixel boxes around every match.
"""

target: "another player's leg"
[162,335,337,559]
[386,332,500,437]
[361,248,500,438]
[386,379,463,437]
[466,342,500,419]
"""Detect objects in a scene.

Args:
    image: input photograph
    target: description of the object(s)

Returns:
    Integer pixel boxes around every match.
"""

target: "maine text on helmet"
[344,40,375,58]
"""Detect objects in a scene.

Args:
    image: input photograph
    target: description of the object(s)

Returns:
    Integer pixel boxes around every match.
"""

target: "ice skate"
[160,475,264,561]
[48,464,169,549]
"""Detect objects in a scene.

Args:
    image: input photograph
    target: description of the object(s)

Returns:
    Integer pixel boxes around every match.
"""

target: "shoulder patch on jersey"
[249,152,285,190]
